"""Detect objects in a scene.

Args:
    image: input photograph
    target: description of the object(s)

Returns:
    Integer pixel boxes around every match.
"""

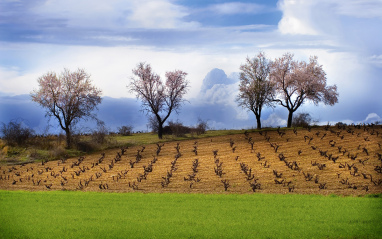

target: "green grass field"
[0,190,381,239]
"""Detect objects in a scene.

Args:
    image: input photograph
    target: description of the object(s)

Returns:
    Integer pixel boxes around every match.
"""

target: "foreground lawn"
[0,191,381,239]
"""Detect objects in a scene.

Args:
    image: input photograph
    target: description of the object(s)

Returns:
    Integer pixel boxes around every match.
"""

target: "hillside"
[1,125,381,195]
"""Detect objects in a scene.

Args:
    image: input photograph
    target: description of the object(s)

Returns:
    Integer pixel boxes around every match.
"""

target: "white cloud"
[199,83,238,106]
[31,0,199,30]
[209,2,264,15]
[0,42,245,99]
[263,113,287,127]
[277,0,319,35]
[127,0,199,29]
[334,0,382,18]
[364,113,381,123]
[368,55,382,68]
[1,0,381,130]
[0,67,40,95]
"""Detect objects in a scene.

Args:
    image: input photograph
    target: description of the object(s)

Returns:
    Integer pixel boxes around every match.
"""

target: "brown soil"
[1,126,381,196]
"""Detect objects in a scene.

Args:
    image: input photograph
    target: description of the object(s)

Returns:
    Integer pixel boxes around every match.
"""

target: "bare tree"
[31,68,102,148]
[236,52,273,129]
[129,62,189,139]
[270,53,338,127]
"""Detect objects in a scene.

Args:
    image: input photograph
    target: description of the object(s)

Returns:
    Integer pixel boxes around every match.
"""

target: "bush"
[195,118,208,135]
[335,122,347,127]
[0,120,34,146]
[166,121,191,137]
[49,146,67,159]
[75,141,99,153]
[118,125,133,136]
[292,113,312,128]
[91,123,109,144]
[163,119,208,137]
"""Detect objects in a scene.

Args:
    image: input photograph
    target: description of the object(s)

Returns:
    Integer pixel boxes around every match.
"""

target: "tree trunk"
[65,128,72,148]
[252,109,262,130]
[256,115,262,129]
[256,117,262,129]
[287,110,293,128]
[157,122,163,139]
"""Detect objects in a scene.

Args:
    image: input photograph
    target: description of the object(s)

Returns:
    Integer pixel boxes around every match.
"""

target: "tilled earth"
[1,125,381,195]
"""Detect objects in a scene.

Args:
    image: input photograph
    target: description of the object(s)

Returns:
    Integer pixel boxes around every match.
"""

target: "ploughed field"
[1,125,381,195]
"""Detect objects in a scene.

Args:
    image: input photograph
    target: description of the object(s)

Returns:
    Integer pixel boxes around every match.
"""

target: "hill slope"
[1,125,381,195]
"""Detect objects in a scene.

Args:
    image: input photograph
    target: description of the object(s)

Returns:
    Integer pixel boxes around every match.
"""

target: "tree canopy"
[236,52,273,129]
[270,53,338,127]
[129,62,189,139]
[31,68,102,147]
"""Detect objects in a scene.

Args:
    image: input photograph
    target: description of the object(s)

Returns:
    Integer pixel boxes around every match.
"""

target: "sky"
[1,0,382,133]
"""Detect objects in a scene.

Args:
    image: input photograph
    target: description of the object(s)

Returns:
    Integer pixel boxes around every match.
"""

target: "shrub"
[335,122,347,127]
[162,119,208,137]
[118,125,133,136]
[0,120,34,146]
[167,121,191,137]
[292,113,312,128]
[195,118,208,135]
[75,141,99,153]
[91,123,109,144]
[49,145,67,159]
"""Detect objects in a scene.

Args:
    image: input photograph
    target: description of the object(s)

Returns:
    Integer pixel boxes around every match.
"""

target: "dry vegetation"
[1,125,381,196]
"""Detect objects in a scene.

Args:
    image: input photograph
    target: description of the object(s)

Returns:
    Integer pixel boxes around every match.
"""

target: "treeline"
[2,51,339,149]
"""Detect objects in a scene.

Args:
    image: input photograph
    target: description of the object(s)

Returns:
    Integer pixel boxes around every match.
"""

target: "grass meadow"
[1,190,381,239]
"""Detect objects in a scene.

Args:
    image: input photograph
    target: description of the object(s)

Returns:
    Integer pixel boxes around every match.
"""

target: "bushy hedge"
[163,120,208,137]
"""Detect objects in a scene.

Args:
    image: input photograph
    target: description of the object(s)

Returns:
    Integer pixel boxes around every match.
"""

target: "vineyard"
[1,125,381,196]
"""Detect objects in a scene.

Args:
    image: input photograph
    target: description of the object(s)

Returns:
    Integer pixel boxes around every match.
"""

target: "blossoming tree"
[31,68,102,147]
[270,53,339,127]
[129,62,189,139]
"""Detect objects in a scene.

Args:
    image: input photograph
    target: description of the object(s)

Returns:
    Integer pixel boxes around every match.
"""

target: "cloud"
[126,0,200,29]
[364,113,382,124]
[368,55,382,68]
[0,43,245,98]
[334,0,382,19]
[199,68,237,93]
[318,112,382,126]
[1,0,381,132]
[209,2,265,15]
[26,0,199,30]
[0,66,40,95]
[277,0,319,35]
[0,0,278,48]
[262,112,287,127]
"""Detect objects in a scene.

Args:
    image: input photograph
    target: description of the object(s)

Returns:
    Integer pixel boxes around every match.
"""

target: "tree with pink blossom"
[236,52,274,129]
[129,62,189,139]
[31,68,102,148]
[270,53,338,128]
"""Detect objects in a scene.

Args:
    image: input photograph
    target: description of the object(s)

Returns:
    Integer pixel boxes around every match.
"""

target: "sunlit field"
[1,190,381,239]
[1,125,381,195]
